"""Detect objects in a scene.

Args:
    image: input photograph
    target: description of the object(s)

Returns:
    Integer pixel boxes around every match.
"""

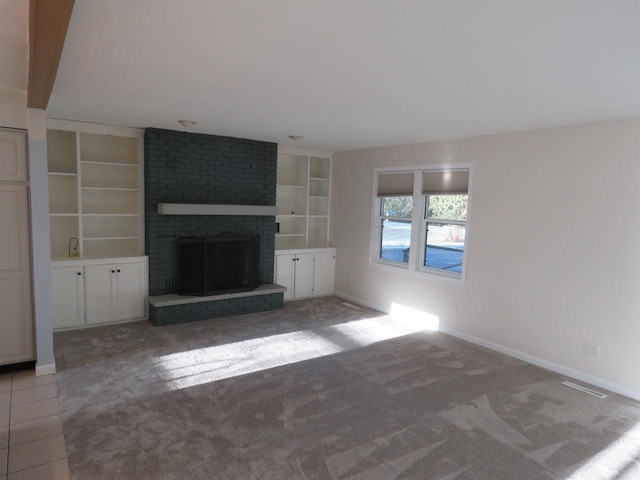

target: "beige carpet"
[54,297,640,479]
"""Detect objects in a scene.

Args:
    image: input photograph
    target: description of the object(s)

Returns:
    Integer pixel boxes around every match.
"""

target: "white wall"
[0,89,27,129]
[332,118,640,399]
[27,109,54,374]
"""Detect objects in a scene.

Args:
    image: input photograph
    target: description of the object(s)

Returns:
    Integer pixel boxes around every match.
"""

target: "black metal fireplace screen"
[177,236,260,296]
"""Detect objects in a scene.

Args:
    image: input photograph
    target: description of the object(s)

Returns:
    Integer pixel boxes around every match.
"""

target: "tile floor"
[0,370,70,480]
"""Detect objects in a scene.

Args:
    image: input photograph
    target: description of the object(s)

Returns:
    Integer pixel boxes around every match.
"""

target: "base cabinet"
[275,248,335,300]
[52,256,148,330]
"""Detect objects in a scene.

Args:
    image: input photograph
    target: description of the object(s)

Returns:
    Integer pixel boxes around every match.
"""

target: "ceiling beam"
[27,0,75,109]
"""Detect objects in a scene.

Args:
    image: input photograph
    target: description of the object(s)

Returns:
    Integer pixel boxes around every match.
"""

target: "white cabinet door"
[275,253,295,300]
[313,251,336,297]
[0,184,34,365]
[0,129,27,182]
[51,266,85,329]
[84,264,116,325]
[294,253,314,299]
[116,262,146,321]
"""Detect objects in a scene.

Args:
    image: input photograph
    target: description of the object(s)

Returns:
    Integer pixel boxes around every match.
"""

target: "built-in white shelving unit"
[46,120,144,260]
[276,147,332,250]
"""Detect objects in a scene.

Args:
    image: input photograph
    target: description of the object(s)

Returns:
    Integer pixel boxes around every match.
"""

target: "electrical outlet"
[452,303,459,315]
[583,341,601,358]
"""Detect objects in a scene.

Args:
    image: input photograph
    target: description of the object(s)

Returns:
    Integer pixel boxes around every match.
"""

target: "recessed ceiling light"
[288,135,303,142]
[178,120,197,127]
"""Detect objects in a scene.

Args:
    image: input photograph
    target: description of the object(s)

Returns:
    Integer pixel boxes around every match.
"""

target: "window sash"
[421,221,466,275]
[425,194,468,223]
[380,195,413,218]
[425,218,466,226]
[379,217,412,264]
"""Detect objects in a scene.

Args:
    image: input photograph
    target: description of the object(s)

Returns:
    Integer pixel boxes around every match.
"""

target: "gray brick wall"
[144,128,282,324]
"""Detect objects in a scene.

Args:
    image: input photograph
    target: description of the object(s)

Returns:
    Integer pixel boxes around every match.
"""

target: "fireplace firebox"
[178,236,260,296]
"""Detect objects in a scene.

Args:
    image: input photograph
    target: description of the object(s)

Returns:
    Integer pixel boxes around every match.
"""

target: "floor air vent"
[562,381,607,399]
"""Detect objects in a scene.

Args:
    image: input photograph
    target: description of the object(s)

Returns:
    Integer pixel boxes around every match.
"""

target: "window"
[372,167,471,281]
[379,196,413,263]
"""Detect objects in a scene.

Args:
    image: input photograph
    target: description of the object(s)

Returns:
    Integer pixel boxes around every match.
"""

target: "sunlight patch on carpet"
[568,422,640,480]
[154,313,437,391]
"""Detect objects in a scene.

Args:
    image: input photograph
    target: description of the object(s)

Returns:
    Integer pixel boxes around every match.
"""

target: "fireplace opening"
[177,235,260,296]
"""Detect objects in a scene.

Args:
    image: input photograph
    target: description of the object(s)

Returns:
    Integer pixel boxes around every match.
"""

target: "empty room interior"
[1,1,640,479]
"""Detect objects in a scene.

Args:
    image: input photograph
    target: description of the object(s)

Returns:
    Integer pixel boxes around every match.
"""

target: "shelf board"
[275,233,306,237]
[276,214,307,218]
[308,195,328,199]
[277,184,307,189]
[81,160,139,168]
[48,172,77,177]
[308,215,329,218]
[49,213,79,217]
[81,186,139,192]
[309,176,329,181]
[83,236,141,241]
[81,213,139,217]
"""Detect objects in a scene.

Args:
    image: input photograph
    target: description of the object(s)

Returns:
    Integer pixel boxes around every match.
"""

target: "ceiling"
[46,0,640,152]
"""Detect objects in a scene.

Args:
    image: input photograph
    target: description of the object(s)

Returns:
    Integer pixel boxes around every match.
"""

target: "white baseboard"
[35,363,56,376]
[335,291,387,313]
[438,327,640,402]
[334,291,640,402]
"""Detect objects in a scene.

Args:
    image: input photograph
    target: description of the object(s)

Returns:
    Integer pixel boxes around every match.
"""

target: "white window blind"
[422,170,469,195]
[377,172,414,196]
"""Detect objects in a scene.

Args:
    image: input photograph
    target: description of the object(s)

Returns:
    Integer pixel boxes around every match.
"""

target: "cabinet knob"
[111,270,115,273]
[117,269,121,273]
[77,272,82,276]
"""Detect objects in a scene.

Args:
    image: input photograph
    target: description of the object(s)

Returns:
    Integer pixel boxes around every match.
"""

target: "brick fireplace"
[144,128,283,325]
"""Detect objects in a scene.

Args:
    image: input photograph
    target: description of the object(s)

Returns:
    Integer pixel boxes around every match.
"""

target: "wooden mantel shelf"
[157,203,278,216]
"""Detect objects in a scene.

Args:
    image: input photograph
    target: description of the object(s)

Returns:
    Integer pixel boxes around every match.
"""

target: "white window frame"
[370,164,473,285]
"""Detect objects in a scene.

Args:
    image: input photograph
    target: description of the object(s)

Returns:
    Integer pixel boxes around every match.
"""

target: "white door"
[116,262,146,321]
[0,184,34,365]
[51,266,85,329]
[84,264,116,325]
[294,253,314,299]
[313,251,336,297]
[275,254,295,300]
[0,129,27,182]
